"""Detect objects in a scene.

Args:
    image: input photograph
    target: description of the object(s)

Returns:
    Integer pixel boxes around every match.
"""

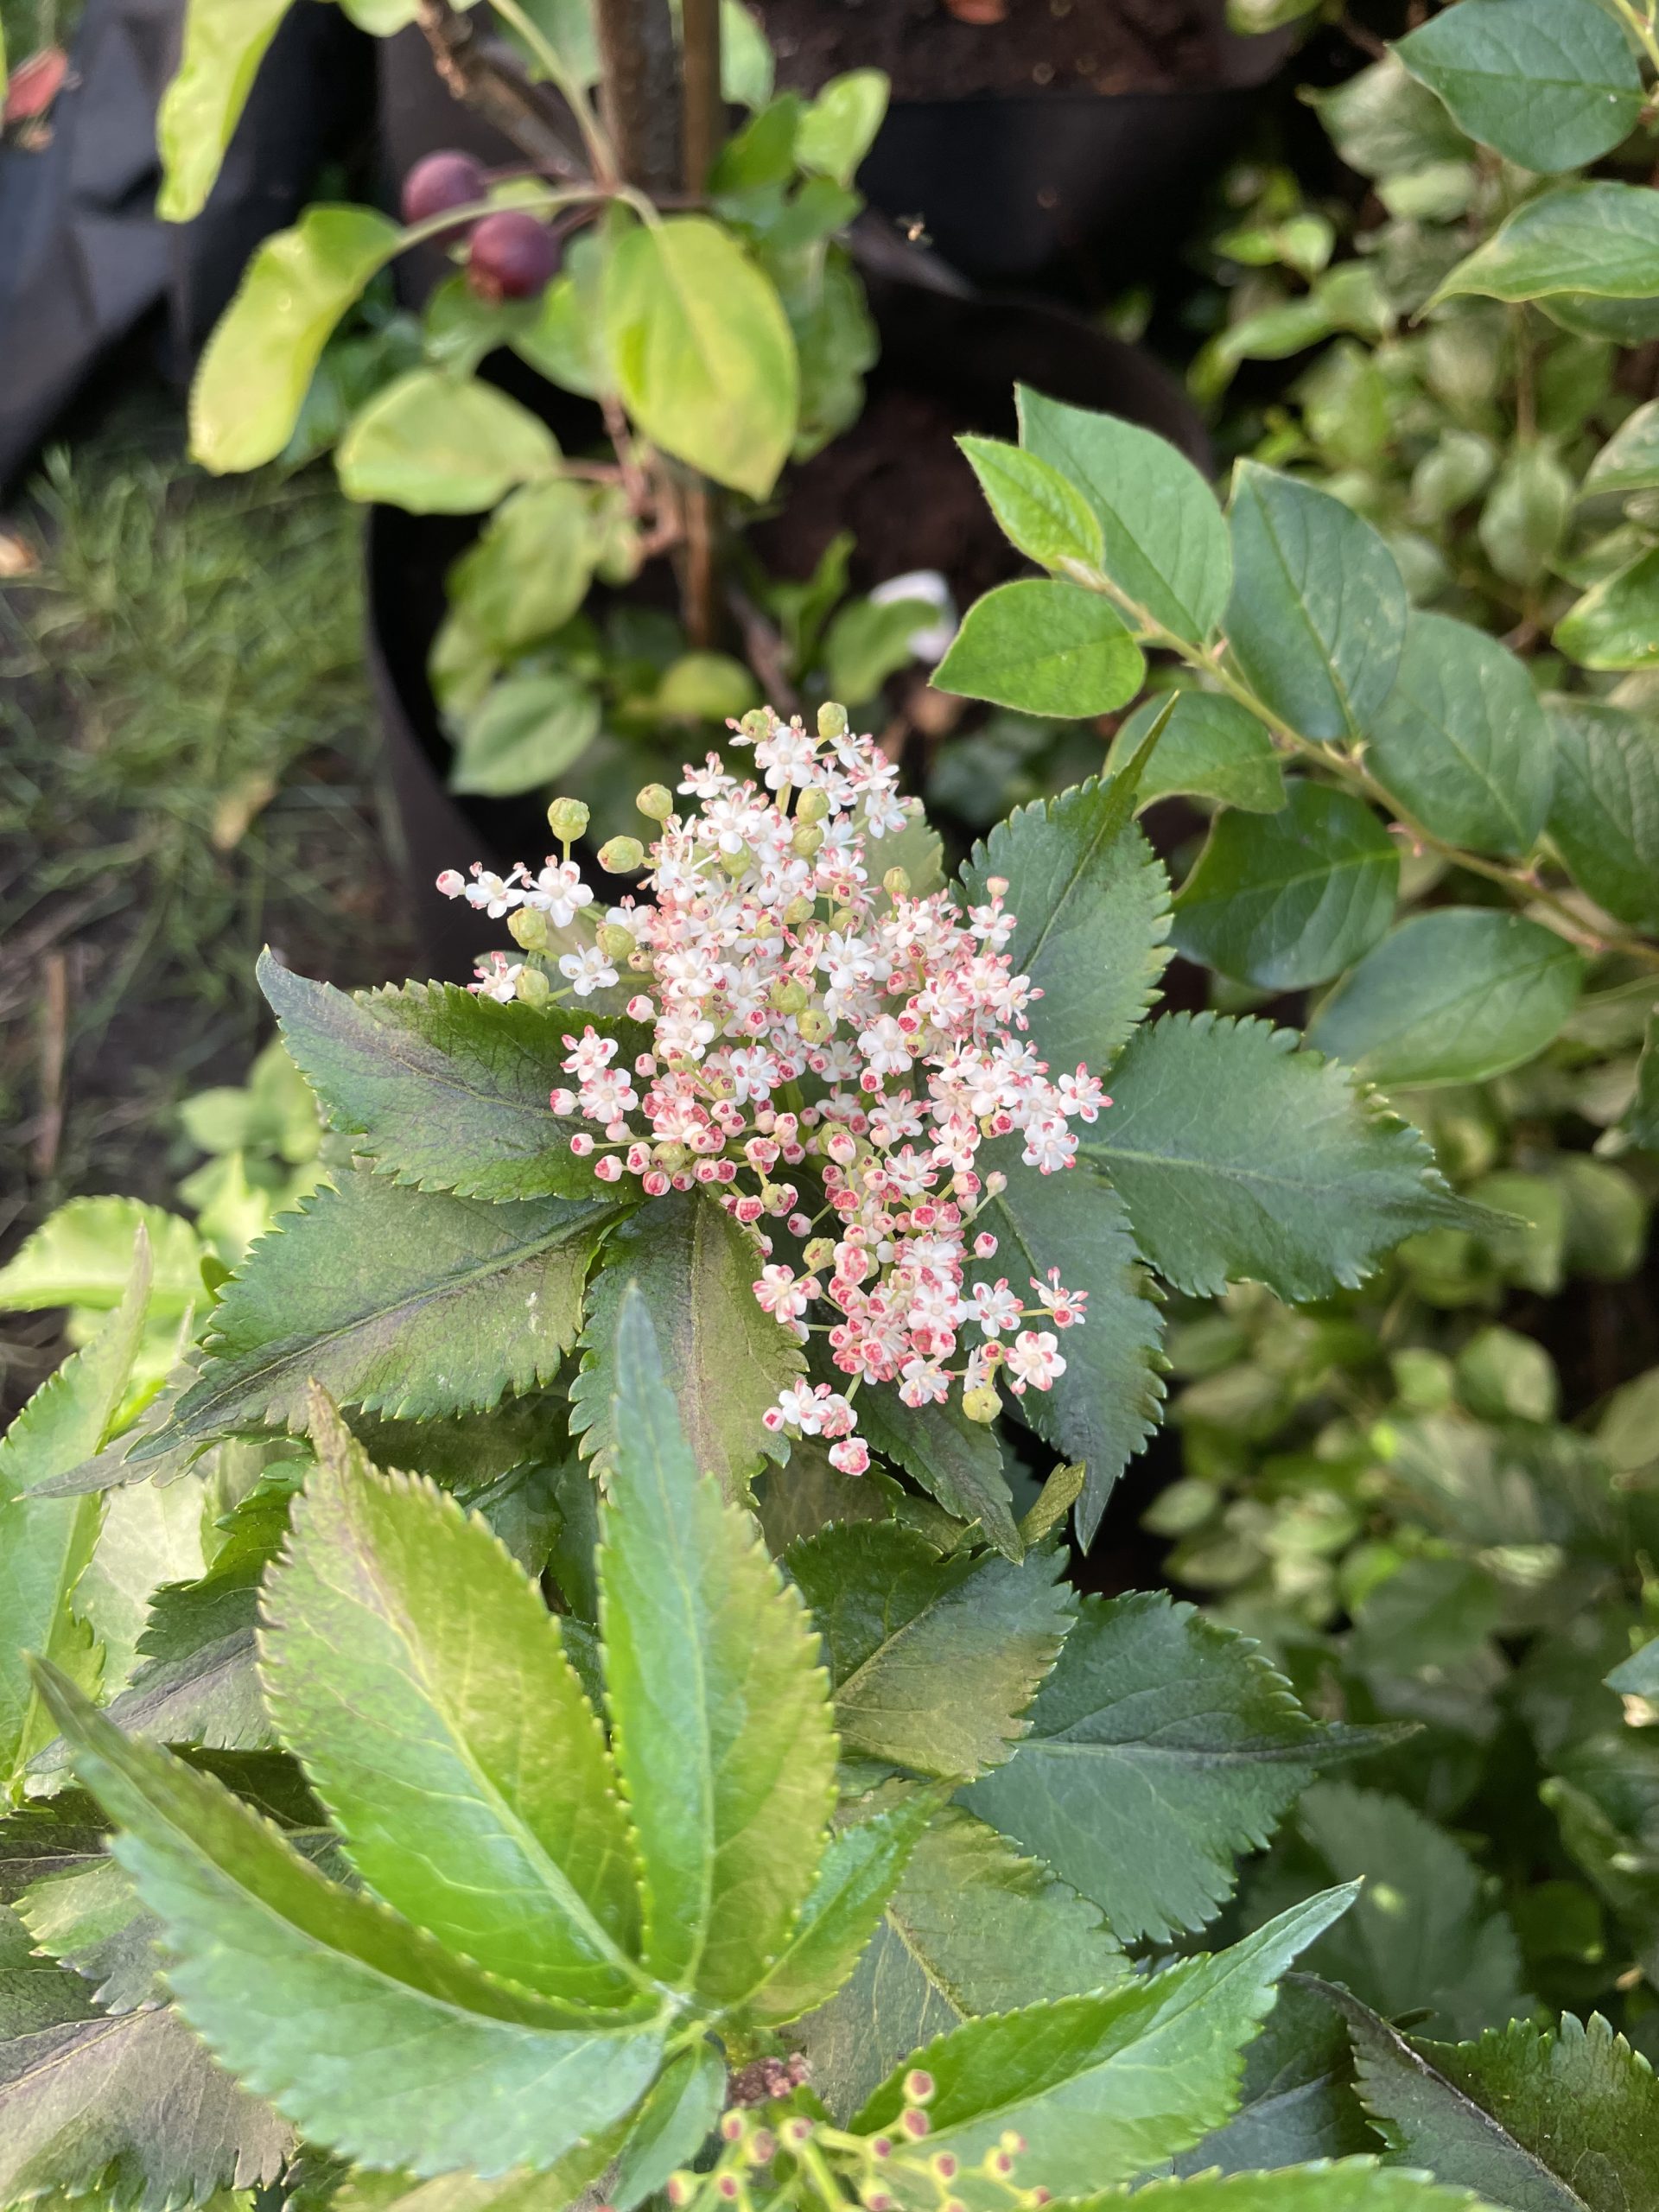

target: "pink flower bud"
[594,1155,623,1182]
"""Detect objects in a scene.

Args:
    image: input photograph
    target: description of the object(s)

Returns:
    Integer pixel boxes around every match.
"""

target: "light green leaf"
[958,437,1104,575]
[452,671,602,798]
[959,773,1171,1077]
[796,1806,1127,2121]
[1306,911,1585,1086]
[445,479,597,654]
[1547,699,1659,932]
[337,371,558,513]
[1173,781,1398,990]
[1226,464,1408,742]
[1365,613,1554,857]
[966,1144,1165,1547]
[1433,182,1659,307]
[597,1290,836,2003]
[610,2042,726,2211]
[740,1791,939,2028]
[156,0,296,222]
[720,0,774,108]
[823,595,937,708]
[1480,445,1573,588]
[932,580,1146,719]
[1091,2163,1500,2210]
[191,207,401,474]
[1306,55,1475,179]
[18,1853,165,2014]
[75,1474,208,1694]
[1338,1993,1659,2212]
[1109,690,1287,815]
[965,1592,1354,1942]
[260,1395,641,2005]
[1016,385,1231,645]
[34,1667,665,2176]
[1394,0,1643,173]
[1623,1015,1659,1153]
[1556,546,1659,671]
[138,1171,624,1455]
[605,215,798,499]
[787,1525,1074,1778]
[570,1193,803,1496]
[796,69,888,185]
[0,1198,201,1318]
[1584,399,1659,497]
[260,957,625,1202]
[849,1888,1360,2204]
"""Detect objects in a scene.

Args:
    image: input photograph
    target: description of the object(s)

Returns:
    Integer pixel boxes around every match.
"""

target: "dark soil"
[757,0,1253,99]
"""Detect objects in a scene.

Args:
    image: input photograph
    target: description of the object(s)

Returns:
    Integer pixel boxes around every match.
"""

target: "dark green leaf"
[1584,400,1659,496]
[933,581,1146,719]
[852,1389,1021,1561]
[1226,465,1408,743]
[1093,2164,1498,2210]
[1089,1012,1472,1300]
[1173,781,1398,991]
[18,1856,164,2013]
[1547,700,1659,932]
[1173,1975,1376,2177]
[1109,690,1287,815]
[608,2042,727,2212]
[1395,0,1643,173]
[1433,183,1659,307]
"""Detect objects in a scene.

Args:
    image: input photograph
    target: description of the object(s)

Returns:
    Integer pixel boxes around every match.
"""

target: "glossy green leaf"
[1547,700,1659,932]
[1173,782,1398,991]
[260,957,623,1203]
[1172,1975,1376,2177]
[1226,464,1407,743]
[1017,385,1231,644]
[1339,1993,1659,2212]
[1394,0,1643,173]
[788,1524,1074,1779]
[796,68,888,184]
[1365,613,1554,857]
[260,1395,641,2005]
[1109,690,1287,815]
[1089,1013,1472,1301]
[934,579,1145,719]
[959,772,1172,1077]
[191,207,401,474]
[1583,399,1659,497]
[337,371,558,514]
[797,1807,1127,2121]
[850,1888,1359,2204]
[1433,183,1659,307]
[35,1667,664,2176]
[140,1171,624,1455]
[451,672,602,798]
[958,437,1104,575]
[596,1289,836,2003]
[569,1192,803,1496]
[156,0,296,222]
[1306,911,1585,1086]
[1556,547,1659,671]
[605,216,797,499]
[965,1143,1165,1547]
[965,1592,1353,1942]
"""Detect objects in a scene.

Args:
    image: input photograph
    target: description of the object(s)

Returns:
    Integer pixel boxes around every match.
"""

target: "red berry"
[467,210,558,302]
[400,149,487,226]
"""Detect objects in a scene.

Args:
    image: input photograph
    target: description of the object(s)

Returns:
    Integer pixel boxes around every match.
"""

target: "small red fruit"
[467,210,558,302]
[400,149,487,226]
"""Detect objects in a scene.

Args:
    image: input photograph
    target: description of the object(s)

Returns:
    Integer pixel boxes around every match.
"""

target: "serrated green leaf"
[18,1855,164,2014]
[1555,547,1659,671]
[1109,690,1287,816]
[960,774,1172,1076]
[797,1806,1127,2120]
[192,208,401,474]
[787,1524,1074,1779]
[852,1389,1022,1561]
[1088,1013,1471,1301]
[957,437,1104,575]
[933,581,1146,720]
[1017,386,1231,644]
[965,1143,1165,1547]
[850,1888,1359,2204]
[156,0,296,222]
[1083,2161,1496,2210]
[964,1592,1354,1942]
[597,1290,836,2004]
[1173,1974,1376,2178]
[1547,700,1659,933]
[260,957,628,1202]
[33,1666,665,2176]
[1173,782,1398,991]
[1365,613,1554,858]
[0,1198,201,1319]
[260,1395,642,2005]
[75,1477,209,1695]
[338,371,559,514]
[1338,1991,1659,2212]
[1307,911,1584,1087]
[1433,183,1659,308]
[1394,0,1643,173]
[141,1171,623,1455]
[570,1192,802,1496]
[1226,465,1408,743]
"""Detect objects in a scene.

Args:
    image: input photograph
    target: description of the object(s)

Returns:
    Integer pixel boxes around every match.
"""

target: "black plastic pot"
[368,264,1210,982]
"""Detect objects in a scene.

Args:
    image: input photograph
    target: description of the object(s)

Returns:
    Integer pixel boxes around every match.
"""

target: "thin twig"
[415,0,588,176]
[34,949,67,1179]
[728,586,800,715]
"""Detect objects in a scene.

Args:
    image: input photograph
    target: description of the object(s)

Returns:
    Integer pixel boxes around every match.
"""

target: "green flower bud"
[508,906,551,953]
[547,796,589,841]
[795,786,830,823]
[963,1384,1001,1425]
[883,866,911,900]
[740,708,772,741]
[783,895,816,927]
[720,844,750,876]
[598,835,645,874]
[653,1141,688,1171]
[760,1182,787,1211]
[817,700,849,739]
[804,1237,836,1272]
[513,965,551,1006]
[598,922,636,961]
[636,783,673,821]
[791,823,824,859]
[769,976,809,1014]
[797,1007,833,1044]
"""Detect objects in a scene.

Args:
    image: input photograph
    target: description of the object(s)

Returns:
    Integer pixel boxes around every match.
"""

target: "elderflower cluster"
[437,705,1106,1471]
